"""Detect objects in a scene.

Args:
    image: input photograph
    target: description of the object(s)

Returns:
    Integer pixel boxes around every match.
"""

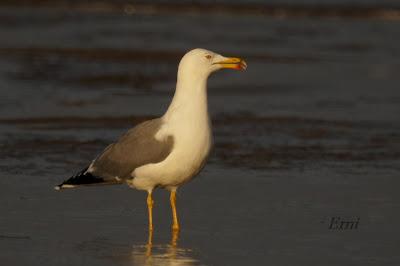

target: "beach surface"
[0,1,399,265]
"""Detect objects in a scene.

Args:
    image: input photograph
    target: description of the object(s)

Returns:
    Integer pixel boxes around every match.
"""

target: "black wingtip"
[55,167,116,190]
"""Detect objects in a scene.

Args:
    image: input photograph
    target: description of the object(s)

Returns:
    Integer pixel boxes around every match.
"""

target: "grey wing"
[89,118,173,180]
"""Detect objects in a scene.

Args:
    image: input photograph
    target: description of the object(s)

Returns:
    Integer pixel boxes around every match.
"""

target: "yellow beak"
[214,57,247,70]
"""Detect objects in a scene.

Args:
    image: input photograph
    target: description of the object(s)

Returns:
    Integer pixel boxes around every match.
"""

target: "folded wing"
[55,118,174,190]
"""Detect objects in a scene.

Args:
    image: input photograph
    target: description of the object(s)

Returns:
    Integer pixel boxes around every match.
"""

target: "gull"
[55,48,247,232]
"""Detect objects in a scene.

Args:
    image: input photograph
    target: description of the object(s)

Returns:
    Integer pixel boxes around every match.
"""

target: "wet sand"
[0,2,400,265]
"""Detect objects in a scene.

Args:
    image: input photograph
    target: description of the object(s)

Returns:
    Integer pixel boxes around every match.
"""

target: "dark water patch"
[325,43,374,53]
[215,143,400,170]
[0,10,77,28]
[0,47,182,63]
[1,48,177,92]
[0,115,154,130]
[1,2,400,20]
[75,237,128,260]
[247,53,321,64]
[75,73,171,89]
[58,98,108,108]
[214,112,355,129]
[275,24,337,39]
[0,234,31,240]
[9,70,172,91]
[0,138,109,176]
[0,138,108,159]
[213,112,400,169]
[359,95,400,105]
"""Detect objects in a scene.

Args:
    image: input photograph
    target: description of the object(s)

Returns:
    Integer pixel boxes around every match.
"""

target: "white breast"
[167,113,213,180]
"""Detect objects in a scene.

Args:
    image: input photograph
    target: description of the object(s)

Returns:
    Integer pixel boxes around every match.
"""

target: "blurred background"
[0,1,399,265]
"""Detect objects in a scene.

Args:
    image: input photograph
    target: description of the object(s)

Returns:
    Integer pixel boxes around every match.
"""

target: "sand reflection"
[130,230,198,266]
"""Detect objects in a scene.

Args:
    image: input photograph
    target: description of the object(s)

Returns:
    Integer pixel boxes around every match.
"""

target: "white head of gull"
[55,48,247,233]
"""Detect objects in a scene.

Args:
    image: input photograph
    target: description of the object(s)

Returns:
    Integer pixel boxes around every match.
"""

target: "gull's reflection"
[131,230,198,266]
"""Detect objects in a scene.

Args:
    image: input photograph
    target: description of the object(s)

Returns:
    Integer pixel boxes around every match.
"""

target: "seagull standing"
[56,48,247,232]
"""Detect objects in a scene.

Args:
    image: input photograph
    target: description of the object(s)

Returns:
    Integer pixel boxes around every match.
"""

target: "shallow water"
[0,2,400,266]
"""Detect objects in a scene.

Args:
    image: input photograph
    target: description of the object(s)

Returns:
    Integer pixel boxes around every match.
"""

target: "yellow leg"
[145,228,153,257]
[171,227,179,247]
[147,191,154,232]
[170,190,180,231]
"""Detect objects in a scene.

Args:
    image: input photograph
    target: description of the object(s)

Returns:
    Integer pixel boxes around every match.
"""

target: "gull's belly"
[171,133,212,178]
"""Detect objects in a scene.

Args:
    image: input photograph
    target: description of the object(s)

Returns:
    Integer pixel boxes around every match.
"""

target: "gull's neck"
[164,71,210,124]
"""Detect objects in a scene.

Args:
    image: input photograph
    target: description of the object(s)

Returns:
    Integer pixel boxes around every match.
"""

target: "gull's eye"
[205,55,212,59]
